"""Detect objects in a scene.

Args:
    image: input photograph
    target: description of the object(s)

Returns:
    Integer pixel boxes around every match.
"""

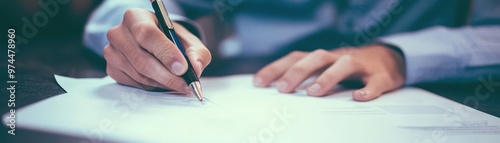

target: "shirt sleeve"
[378,0,500,85]
[83,0,203,56]
[379,26,500,85]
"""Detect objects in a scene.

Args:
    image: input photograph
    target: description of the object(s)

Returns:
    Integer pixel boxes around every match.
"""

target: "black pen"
[151,0,203,103]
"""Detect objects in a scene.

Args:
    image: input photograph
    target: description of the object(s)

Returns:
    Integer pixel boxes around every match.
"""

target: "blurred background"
[2,0,99,36]
[1,0,106,77]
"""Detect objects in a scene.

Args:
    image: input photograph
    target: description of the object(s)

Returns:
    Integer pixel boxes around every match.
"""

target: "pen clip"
[154,0,174,29]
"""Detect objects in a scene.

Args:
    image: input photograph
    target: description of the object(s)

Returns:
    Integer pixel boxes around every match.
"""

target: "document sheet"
[4,74,500,143]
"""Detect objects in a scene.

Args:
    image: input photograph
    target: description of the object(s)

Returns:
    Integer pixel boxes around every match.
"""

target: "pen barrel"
[168,29,200,83]
[152,1,200,83]
[182,65,199,83]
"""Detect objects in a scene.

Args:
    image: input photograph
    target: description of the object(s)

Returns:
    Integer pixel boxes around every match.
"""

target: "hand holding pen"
[103,6,212,100]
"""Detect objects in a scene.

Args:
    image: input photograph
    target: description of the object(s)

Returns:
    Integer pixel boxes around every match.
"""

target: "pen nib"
[189,81,204,103]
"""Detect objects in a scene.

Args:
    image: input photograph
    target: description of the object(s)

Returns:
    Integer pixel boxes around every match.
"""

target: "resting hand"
[254,45,405,101]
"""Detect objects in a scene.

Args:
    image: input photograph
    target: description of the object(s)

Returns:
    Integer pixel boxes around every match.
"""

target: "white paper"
[4,74,500,143]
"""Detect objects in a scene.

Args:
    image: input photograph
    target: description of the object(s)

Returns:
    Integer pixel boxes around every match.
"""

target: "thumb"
[352,74,395,101]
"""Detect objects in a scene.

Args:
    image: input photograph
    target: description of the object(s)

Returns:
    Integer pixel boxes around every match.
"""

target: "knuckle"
[106,26,120,42]
[124,9,134,19]
[336,47,357,55]
[340,55,356,65]
[132,22,155,43]
[288,51,305,59]
[312,49,334,63]
[313,49,329,55]
[123,8,140,23]
[341,55,353,61]
[315,49,330,56]
[103,45,112,59]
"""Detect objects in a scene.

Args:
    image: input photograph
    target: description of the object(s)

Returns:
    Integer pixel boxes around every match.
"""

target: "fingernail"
[254,77,263,87]
[308,83,321,95]
[171,61,185,76]
[277,81,288,92]
[354,90,369,98]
